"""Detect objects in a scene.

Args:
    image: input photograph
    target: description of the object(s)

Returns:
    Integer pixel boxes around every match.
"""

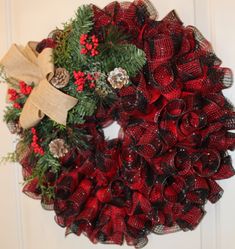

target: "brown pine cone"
[7,121,23,135]
[50,68,70,89]
[49,138,69,158]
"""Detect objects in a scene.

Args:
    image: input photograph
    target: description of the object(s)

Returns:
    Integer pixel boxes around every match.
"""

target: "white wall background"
[0,1,235,249]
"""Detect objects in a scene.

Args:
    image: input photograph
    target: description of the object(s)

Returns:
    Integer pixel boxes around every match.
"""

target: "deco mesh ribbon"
[1,0,235,248]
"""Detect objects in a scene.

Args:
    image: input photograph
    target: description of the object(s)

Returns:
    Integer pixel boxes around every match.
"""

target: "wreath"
[1,0,235,248]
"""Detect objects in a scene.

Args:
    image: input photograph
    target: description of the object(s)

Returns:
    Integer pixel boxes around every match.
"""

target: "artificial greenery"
[2,4,147,200]
[53,5,94,73]
[0,152,18,164]
[53,7,146,126]
[27,152,61,199]
[4,106,21,123]
[95,26,146,77]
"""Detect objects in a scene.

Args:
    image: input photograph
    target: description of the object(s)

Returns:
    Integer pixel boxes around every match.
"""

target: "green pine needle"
[4,106,21,123]
[53,5,93,73]
[67,95,97,124]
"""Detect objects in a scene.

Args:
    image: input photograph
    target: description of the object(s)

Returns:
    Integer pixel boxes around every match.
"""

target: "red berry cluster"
[8,81,33,109]
[8,89,21,109]
[80,34,99,57]
[31,128,44,155]
[19,81,32,95]
[8,89,19,101]
[73,71,96,92]
[13,103,21,109]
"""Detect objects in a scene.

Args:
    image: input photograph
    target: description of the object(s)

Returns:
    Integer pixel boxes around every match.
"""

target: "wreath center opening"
[103,121,121,140]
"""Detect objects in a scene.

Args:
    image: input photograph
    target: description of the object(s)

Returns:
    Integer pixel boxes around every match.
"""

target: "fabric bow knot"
[0,42,78,129]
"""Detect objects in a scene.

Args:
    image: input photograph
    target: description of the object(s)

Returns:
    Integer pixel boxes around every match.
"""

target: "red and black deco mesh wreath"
[1,0,235,248]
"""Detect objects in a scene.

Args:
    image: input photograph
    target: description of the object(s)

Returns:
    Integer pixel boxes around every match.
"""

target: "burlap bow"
[0,42,78,129]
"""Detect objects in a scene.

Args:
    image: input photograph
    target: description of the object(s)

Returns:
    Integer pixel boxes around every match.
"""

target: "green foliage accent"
[21,129,33,146]
[29,152,61,199]
[34,117,89,150]
[36,153,61,175]
[2,4,148,201]
[68,95,97,124]
[53,9,146,126]
[53,5,93,73]
[101,44,146,77]
[3,106,21,123]
[96,26,147,76]
[65,126,90,150]
[52,25,71,70]
[0,152,18,164]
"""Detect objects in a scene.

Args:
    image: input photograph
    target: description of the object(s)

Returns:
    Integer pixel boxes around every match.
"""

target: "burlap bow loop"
[0,42,78,129]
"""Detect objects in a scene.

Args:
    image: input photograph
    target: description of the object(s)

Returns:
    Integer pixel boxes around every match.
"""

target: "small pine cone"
[7,121,22,135]
[95,85,111,97]
[49,138,69,158]
[50,68,70,89]
[107,67,129,89]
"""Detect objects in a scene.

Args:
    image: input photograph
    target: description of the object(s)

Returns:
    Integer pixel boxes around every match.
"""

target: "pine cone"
[7,121,22,135]
[50,68,70,89]
[107,67,129,89]
[49,138,69,158]
[95,84,112,97]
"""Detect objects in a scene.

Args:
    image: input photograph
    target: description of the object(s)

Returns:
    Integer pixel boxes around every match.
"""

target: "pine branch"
[28,152,61,199]
[36,153,61,174]
[95,26,146,76]
[113,44,146,76]
[66,127,90,150]
[3,106,21,123]
[67,95,97,124]
[72,5,94,40]
[53,5,94,73]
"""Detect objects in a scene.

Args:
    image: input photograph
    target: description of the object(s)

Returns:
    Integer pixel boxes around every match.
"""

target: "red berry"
[77,85,84,92]
[80,34,88,45]
[89,82,96,89]
[13,103,21,109]
[8,89,19,101]
[86,74,93,81]
[80,48,88,54]
[85,43,93,50]
[31,128,36,134]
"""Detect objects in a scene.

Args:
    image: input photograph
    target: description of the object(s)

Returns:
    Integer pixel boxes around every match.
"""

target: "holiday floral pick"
[1,0,235,248]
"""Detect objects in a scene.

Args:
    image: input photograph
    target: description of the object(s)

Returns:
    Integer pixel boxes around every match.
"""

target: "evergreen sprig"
[29,152,61,199]
[68,95,97,124]
[99,43,146,77]
[4,106,21,123]
[53,5,93,73]
[96,26,146,76]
